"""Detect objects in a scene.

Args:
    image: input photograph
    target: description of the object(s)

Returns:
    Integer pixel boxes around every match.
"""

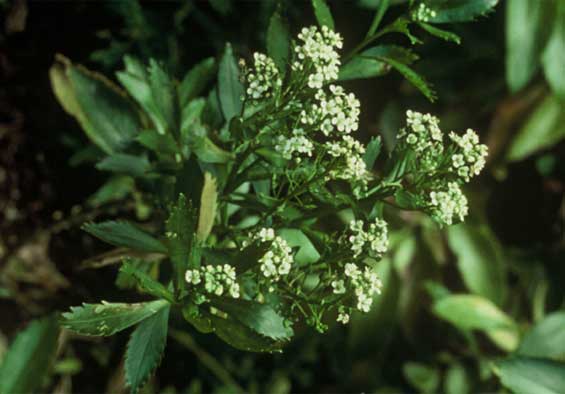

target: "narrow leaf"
[541,2,565,99]
[377,55,437,101]
[422,0,499,23]
[83,221,167,253]
[364,136,382,170]
[121,259,175,302]
[312,0,335,30]
[418,22,461,44]
[179,57,216,108]
[197,172,218,242]
[366,0,389,38]
[125,304,170,394]
[96,153,150,177]
[61,300,168,336]
[267,10,290,72]
[218,44,244,122]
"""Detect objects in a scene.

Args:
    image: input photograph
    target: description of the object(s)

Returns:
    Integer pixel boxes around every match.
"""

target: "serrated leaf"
[96,153,150,177]
[362,45,419,65]
[148,59,179,136]
[433,294,519,351]
[542,2,565,99]
[213,298,293,341]
[61,300,168,336]
[83,221,167,253]
[496,357,565,394]
[179,57,216,108]
[363,136,382,170]
[125,304,170,394]
[376,55,437,101]
[209,315,283,353]
[181,98,206,140]
[267,9,290,72]
[507,95,565,161]
[197,173,218,242]
[218,43,244,122]
[518,311,565,360]
[312,0,335,29]
[166,194,199,294]
[120,259,174,302]
[418,22,461,44]
[0,316,59,394]
[423,0,499,23]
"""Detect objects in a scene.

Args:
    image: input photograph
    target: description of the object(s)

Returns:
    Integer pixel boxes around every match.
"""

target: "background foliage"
[0,0,564,393]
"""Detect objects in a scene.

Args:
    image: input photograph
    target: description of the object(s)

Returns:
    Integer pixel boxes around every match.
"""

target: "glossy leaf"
[0,316,59,394]
[82,220,167,253]
[125,304,170,394]
[312,0,334,29]
[210,315,283,353]
[496,357,565,394]
[423,0,499,23]
[61,300,168,336]
[218,43,244,122]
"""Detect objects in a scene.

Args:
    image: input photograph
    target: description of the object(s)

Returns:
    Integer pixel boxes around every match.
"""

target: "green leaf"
[213,298,293,341]
[197,172,218,242]
[179,57,216,108]
[403,362,440,393]
[446,224,506,305]
[542,2,565,99]
[83,221,167,253]
[125,304,170,394]
[312,0,335,30]
[433,294,519,352]
[362,45,419,65]
[181,98,206,139]
[189,123,234,164]
[366,0,390,38]
[278,228,320,265]
[518,311,565,361]
[418,22,461,44]
[496,357,565,394]
[87,175,134,207]
[506,0,554,92]
[218,43,244,122]
[120,260,175,302]
[339,56,388,81]
[209,315,283,353]
[148,60,179,136]
[445,362,471,394]
[182,303,213,334]
[61,300,168,336]
[0,316,59,394]
[376,55,437,101]
[96,153,150,177]
[267,9,290,72]
[137,129,178,157]
[422,0,499,23]
[507,95,565,161]
[166,194,199,294]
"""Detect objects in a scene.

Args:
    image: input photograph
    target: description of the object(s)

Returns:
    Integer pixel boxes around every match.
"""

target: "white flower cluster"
[292,26,343,89]
[249,228,294,281]
[246,52,282,100]
[185,264,240,299]
[337,305,350,324]
[412,3,437,22]
[300,85,360,136]
[275,128,314,162]
[344,263,382,313]
[326,136,370,188]
[429,182,469,225]
[449,129,488,182]
[347,218,389,258]
[398,110,444,172]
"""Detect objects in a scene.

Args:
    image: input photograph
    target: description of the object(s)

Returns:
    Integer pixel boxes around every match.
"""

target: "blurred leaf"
[423,0,499,23]
[181,98,206,139]
[120,260,174,302]
[125,304,170,394]
[148,59,179,136]
[506,0,554,92]
[418,22,461,44]
[364,136,382,170]
[166,194,199,294]
[446,224,506,305]
[96,153,150,177]
[506,95,565,161]
[311,0,334,29]
[88,175,134,207]
[267,9,290,72]
[433,294,519,351]
[542,2,565,99]
[0,316,59,394]
[83,221,167,253]
[197,172,218,242]
[495,357,565,394]
[209,0,232,16]
[403,362,440,393]
[366,0,390,38]
[189,123,234,164]
[137,129,178,157]
[445,362,471,394]
[213,298,293,341]
[218,43,244,122]
[518,311,565,361]
[209,314,283,353]
[278,229,320,265]
[179,57,216,108]
[61,300,168,336]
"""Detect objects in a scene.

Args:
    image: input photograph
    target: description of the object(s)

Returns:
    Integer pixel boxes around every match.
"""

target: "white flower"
[412,3,437,22]
[347,218,389,258]
[250,228,294,282]
[448,129,488,182]
[332,279,346,294]
[185,264,240,299]
[246,52,281,100]
[275,128,314,162]
[428,182,469,225]
[337,311,350,324]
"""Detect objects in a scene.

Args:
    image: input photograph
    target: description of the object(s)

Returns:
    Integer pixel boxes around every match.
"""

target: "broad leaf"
[137,129,178,157]
[541,2,565,99]
[0,316,59,394]
[362,45,419,65]
[61,300,168,336]
[433,294,519,351]
[312,0,334,29]
[267,9,290,72]
[444,363,471,394]
[83,221,167,253]
[507,95,565,161]
[179,57,216,108]
[120,260,175,302]
[197,172,218,242]
[496,357,565,394]
[422,0,499,23]
[209,314,283,353]
[339,56,388,81]
[518,311,565,360]
[403,362,440,393]
[96,153,150,177]
[218,43,244,122]
[213,298,293,341]
[278,228,320,265]
[87,175,134,207]
[125,304,170,394]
